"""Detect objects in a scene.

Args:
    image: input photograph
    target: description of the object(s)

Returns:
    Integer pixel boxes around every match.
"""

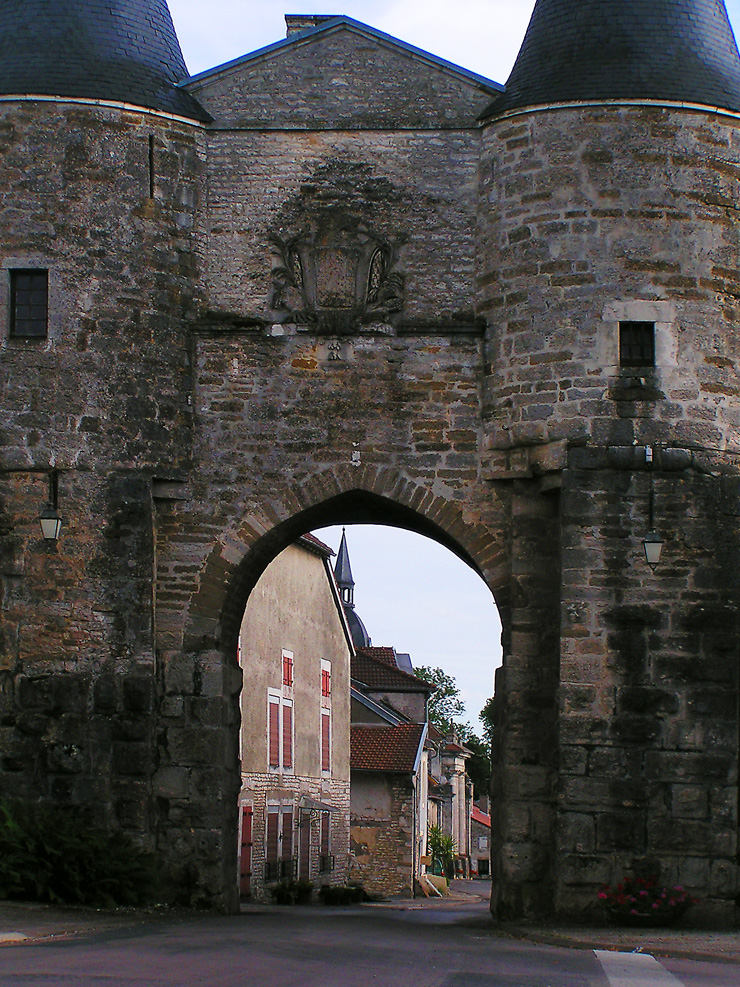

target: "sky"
[169,0,740,85]
[166,0,740,729]
[315,525,500,733]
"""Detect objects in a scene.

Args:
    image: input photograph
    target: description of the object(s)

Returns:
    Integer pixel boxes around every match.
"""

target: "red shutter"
[321,712,330,772]
[282,702,293,769]
[283,652,293,687]
[321,667,331,697]
[268,698,280,767]
[321,811,330,856]
[266,811,279,863]
[299,812,311,880]
[239,806,253,896]
[282,809,293,862]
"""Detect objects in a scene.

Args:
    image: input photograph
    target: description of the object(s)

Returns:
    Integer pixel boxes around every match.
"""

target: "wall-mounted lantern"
[38,470,62,541]
[642,529,664,569]
[642,446,662,569]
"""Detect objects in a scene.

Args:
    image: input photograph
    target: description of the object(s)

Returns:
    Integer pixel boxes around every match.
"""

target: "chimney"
[285,14,339,36]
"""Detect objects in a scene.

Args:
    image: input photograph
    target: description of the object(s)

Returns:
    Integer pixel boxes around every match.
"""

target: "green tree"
[414,665,466,736]
[414,666,492,798]
[479,695,495,748]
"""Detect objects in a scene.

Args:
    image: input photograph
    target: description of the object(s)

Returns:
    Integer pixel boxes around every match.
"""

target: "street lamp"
[642,447,662,569]
[642,529,664,569]
[38,470,62,541]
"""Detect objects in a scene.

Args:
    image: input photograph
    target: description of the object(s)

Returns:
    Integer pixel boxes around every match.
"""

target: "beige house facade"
[238,535,352,902]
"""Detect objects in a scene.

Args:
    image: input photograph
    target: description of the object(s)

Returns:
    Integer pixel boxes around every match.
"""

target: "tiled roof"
[484,0,740,117]
[353,649,435,691]
[299,532,334,557]
[0,0,210,121]
[472,805,491,827]
[351,724,426,773]
[359,647,397,666]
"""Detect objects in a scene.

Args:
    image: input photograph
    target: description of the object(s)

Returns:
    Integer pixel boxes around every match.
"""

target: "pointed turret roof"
[483,0,740,118]
[334,528,355,598]
[0,0,209,121]
[333,528,371,649]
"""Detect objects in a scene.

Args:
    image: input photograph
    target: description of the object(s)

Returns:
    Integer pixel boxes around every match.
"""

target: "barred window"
[10,269,48,338]
[619,321,655,367]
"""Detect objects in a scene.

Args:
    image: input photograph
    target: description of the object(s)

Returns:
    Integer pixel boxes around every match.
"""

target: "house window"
[321,659,331,699]
[619,321,655,367]
[9,269,48,338]
[268,691,293,771]
[282,650,294,687]
[319,811,334,873]
[265,804,296,882]
[321,710,331,773]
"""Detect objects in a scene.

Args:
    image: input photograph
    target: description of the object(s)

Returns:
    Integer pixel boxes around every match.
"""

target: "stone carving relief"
[269,220,404,333]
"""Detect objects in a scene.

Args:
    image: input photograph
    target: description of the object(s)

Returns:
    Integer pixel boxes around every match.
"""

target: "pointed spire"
[334,528,355,609]
[484,0,740,117]
[333,528,371,649]
[0,0,209,120]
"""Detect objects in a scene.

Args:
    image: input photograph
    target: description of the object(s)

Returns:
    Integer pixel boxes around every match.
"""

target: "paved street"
[1,889,738,987]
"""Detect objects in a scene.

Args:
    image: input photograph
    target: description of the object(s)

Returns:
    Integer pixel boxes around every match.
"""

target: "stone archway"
[152,465,536,911]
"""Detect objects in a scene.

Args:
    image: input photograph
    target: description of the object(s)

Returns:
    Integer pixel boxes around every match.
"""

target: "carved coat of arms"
[269,220,404,332]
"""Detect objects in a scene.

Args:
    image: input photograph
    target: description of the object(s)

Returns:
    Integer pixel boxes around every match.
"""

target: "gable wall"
[187,29,496,129]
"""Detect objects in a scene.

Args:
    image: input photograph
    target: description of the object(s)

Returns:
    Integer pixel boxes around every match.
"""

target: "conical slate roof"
[0,0,209,121]
[334,529,355,596]
[484,0,740,117]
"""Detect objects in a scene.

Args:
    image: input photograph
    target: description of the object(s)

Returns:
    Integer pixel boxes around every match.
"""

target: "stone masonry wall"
[557,451,740,923]
[478,106,740,455]
[240,775,350,904]
[187,27,495,130]
[0,101,204,841]
[350,773,415,898]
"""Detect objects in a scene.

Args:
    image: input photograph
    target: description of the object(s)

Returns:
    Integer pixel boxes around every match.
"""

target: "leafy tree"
[414,666,492,798]
[480,695,495,748]
[414,665,466,736]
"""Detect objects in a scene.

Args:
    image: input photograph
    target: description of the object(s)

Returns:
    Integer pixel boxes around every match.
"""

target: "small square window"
[619,321,654,367]
[10,269,48,338]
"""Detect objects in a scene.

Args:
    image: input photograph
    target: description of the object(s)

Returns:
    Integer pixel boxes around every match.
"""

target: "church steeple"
[334,528,356,609]
[333,528,371,650]
[484,0,740,118]
[0,0,209,120]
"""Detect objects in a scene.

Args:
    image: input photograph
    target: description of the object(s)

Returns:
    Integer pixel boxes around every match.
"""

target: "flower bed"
[598,876,698,926]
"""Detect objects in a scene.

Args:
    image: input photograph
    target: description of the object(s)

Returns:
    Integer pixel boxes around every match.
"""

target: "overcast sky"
[167,0,740,730]
[170,0,740,84]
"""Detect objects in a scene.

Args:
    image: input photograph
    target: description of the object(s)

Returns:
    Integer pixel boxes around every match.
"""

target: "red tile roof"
[353,649,435,692]
[472,805,491,828]
[358,646,397,666]
[300,532,334,557]
[351,724,426,773]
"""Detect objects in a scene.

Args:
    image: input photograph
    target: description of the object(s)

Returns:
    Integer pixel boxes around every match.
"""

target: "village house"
[335,530,478,896]
[237,534,352,902]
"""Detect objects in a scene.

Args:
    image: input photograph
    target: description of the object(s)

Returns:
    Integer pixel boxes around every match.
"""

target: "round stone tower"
[479,0,740,923]
[0,0,212,903]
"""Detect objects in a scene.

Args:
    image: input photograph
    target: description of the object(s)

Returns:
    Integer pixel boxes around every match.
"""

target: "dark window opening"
[619,321,655,367]
[10,269,48,338]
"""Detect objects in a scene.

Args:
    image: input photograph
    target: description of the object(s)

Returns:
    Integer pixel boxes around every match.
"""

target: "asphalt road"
[0,901,737,987]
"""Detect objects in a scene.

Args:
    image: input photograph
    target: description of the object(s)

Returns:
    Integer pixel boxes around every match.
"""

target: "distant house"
[425,724,473,877]
[237,534,353,902]
[349,647,432,897]
[335,529,479,897]
[470,798,491,878]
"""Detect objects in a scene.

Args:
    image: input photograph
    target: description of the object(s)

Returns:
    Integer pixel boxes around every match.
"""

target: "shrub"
[0,799,158,908]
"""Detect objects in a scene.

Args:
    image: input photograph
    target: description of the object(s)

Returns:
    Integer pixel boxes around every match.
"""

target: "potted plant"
[426,825,456,881]
[598,876,698,926]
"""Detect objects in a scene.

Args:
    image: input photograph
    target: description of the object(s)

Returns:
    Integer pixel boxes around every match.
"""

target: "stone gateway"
[1,0,740,923]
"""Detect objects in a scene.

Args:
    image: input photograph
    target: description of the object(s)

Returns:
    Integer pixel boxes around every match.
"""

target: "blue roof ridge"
[183,15,503,94]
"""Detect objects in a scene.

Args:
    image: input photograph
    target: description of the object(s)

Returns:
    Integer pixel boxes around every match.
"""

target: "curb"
[503,925,740,966]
